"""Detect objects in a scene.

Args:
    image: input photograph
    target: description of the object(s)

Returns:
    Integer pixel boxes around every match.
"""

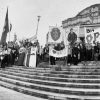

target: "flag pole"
[36,16,41,36]
[9,31,10,42]
[35,16,41,67]
[9,23,12,42]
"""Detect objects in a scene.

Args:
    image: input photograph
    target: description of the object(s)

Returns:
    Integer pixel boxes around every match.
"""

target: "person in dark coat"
[67,45,72,65]
[79,42,86,62]
[68,28,77,47]
[94,42,99,61]
[50,56,55,65]
[86,44,92,61]
[17,46,25,66]
[72,43,79,65]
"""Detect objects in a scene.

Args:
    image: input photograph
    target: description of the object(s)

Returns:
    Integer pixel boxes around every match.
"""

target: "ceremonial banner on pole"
[85,27,100,44]
[47,26,64,44]
[49,45,68,58]
[0,8,9,45]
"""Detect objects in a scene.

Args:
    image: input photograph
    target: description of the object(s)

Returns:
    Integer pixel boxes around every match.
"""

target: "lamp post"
[36,16,41,36]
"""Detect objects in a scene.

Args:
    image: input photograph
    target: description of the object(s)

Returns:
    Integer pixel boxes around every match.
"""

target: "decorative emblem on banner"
[54,42,65,51]
[86,34,93,43]
[51,28,61,41]
[49,45,68,58]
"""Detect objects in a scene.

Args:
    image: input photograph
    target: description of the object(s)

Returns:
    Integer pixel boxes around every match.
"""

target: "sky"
[0,0,100,46]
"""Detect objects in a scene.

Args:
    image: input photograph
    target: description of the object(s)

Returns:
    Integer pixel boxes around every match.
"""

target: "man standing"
[68,28,77,64]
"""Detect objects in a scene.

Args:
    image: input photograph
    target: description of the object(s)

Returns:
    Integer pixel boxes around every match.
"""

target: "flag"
[0,8,9,45]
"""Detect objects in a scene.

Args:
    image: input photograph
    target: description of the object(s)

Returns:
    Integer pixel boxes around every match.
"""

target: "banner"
[65,26,79,45]
[49,45,68,58]
[85,27,100,44]
[47,26,65,44]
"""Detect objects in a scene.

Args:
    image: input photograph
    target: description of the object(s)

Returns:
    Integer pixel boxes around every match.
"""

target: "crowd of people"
[1,36,100,68]
[0,43,19,68]
[0,39,50,68]
[49,41,100,66]
[67,41,100,65]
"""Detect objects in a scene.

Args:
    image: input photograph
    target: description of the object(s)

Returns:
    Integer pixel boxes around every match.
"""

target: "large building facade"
[62,4,100,41]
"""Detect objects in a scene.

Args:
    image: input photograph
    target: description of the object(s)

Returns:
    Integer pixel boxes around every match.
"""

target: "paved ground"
[0,86,46,100]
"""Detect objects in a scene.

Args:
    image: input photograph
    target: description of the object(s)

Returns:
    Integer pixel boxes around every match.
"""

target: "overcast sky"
[0,0,100,46]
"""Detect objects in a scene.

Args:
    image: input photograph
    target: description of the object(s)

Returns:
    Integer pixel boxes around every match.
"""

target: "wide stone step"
[50,70,100,75]
[9,65,100,72]
[0,72,100,89]
[7,66,100,74]
[0,77,100,99]
[0,72,100,84]
[8,66,51,71]
[4,67,100,77]
[44,73,100,79]
[1,80,97,100]
[1,68,100,80]
[3,67,100,79]
[10,65,100,70]
[4,69,100,79]
[7,67,100,74]
[61,67,100,71]
[4,68,50,76]
[6,67,52,73]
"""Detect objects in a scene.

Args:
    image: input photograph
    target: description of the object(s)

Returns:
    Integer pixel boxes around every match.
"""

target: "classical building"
[62,4,100,41]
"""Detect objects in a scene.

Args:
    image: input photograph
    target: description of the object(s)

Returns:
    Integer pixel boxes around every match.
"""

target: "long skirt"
[29,54,36,68]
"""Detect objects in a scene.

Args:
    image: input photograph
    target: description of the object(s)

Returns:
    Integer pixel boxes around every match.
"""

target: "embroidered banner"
[85,27,100,44]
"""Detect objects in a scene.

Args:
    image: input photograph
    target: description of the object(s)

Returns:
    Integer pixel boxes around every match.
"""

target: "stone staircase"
[0,64,100,100]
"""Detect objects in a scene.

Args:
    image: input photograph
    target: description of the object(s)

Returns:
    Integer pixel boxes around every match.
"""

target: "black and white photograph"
[0,0,100,100]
